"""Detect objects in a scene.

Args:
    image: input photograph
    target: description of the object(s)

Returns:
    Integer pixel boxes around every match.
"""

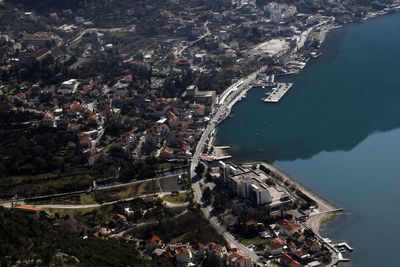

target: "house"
[19,48,51,67]
[193,242,206,259]
[49,12,58,20]
[79,139,90,148]
[146,235,162,252]
[207,242,222,259]
[280,253,301,267]
[291,231,305,243]
[304,238,321,253]
[267,238,286,255]
[183,85,216,113]
[277,219,299,237]
[111,214,127,225]
[88,153,102,166]
[124,206,142,218]
[13,206,46,218]
[59,79,80,94]
[244,220,263,233]
[13,42,22,52]
[23,32,53,48]
[42,115,55,127]
[172,243,192,267]
[229,252,251,267]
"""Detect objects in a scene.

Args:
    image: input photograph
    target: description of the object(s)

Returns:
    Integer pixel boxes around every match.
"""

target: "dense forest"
[0,207,171,266]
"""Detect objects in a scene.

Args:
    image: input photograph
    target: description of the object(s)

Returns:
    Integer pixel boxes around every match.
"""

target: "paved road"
[0,173,185,207]
[176,21,210,57]
[190,67,269,264]
[96,173,181,191]
[29,190,187,209]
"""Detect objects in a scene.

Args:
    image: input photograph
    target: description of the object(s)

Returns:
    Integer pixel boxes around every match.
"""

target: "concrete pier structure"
[264,82,293,103]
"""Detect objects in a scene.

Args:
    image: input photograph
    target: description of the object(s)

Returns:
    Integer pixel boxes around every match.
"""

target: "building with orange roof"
[19,48,51,67]
[277,219,300,236]
[160,146,174,159]
[229,251,251,267]
[88,153,102,166]
[193,242,206,259]
[207,242,223,259]
[280,253,302,267]
[79,139,90,148]
[268,237,287,255]
[146,235,163,252]
[13,205,45,218]
[111,214,127,225]
[173,243,192,266]
[23,32,54,48]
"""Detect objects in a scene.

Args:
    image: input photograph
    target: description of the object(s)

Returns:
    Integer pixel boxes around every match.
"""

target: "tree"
[203,187,212,202]
[203,253,222,267]
[213,194,227,211]
[195,163,205,177]
[239,209,250,224]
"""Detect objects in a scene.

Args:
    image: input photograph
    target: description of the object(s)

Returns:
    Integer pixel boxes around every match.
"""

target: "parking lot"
[159,175,185,192]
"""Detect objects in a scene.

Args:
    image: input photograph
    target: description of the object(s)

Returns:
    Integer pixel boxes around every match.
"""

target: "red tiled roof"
[14,205,43,211]
[281,253,302,267]
[112,214,126,222]
[176,246,188,254]
[268,238,286,250]
[229,252,250,262]
[278,219,299,232]
[148,235,161,245]
[208,242,221,252]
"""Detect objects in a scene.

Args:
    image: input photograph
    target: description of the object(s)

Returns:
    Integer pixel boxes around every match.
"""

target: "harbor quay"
[264,82,294,103]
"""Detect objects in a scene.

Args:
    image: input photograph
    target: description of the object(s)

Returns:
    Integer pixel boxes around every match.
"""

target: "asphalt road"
[190,67,269,264]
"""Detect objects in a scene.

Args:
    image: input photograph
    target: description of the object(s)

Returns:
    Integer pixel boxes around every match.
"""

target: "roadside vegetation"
[162,192,188,204]
[129,210,225,246]
[94,180,161,203]
[320,212,337,226]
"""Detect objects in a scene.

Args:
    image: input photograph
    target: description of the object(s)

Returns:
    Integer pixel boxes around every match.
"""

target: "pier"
[264,82,293,103]
[336,242,354,252]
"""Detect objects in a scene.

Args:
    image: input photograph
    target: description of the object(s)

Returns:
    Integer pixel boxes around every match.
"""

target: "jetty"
[336,242,354,252]
[264,82,293,103]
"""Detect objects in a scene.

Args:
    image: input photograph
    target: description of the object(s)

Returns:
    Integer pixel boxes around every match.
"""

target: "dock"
[264,82,293,103]
[336,242,354,252]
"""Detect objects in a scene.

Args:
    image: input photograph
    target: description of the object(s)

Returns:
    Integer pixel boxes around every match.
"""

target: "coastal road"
[190,66,269,263]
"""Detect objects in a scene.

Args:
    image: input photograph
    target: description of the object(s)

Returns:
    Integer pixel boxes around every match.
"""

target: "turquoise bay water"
[215,13,400,267]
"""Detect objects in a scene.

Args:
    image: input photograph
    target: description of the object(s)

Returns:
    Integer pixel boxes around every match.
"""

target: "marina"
[263,82,294,103]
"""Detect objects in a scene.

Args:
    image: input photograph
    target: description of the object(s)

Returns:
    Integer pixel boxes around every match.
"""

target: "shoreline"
[242,161,340,235]
[202,10,400,264]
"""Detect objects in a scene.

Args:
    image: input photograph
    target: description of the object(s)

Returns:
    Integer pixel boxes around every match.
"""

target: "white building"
[265,2,297,24]
[219,161,291,208]
[58,79,80,94]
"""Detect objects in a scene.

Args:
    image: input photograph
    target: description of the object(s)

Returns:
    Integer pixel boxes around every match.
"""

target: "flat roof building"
[219,161,291,208]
